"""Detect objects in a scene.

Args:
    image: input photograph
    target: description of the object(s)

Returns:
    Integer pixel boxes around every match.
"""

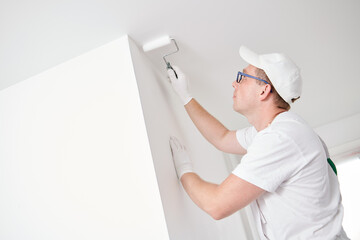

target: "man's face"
[232,65,261,114]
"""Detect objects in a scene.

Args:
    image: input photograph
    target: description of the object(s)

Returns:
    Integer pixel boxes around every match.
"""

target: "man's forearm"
[180,172,264,221]
[185,99,229,149]
[180,172,221,219]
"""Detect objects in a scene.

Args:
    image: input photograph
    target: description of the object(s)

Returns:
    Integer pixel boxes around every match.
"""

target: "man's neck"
[247,107,287,132]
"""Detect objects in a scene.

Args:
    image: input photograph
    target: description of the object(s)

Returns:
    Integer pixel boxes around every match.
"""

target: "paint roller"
[142,35,179,78]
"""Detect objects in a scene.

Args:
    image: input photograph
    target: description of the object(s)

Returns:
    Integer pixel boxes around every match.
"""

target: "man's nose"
[232,81,238,89]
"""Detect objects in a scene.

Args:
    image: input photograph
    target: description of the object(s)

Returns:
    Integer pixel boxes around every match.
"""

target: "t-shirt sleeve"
[232,131,302,192]
[236,126,257,150]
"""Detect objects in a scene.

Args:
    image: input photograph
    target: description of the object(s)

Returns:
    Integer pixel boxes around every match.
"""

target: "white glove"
[169,136,193,179]
[167,66,193,105]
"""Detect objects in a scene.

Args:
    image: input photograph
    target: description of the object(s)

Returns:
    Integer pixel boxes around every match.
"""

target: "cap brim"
[239,45,261,69]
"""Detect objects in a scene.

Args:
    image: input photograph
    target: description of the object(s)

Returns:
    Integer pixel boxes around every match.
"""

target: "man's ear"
[259,84,272,100]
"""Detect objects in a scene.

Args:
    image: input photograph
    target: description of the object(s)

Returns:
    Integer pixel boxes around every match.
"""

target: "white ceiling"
[1,0,360,129]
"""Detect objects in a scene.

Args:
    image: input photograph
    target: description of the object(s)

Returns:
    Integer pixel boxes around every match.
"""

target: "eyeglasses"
[236,71,273,92]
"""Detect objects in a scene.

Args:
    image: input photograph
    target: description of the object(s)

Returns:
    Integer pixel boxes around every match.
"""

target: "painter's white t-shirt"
[232,111,347,240]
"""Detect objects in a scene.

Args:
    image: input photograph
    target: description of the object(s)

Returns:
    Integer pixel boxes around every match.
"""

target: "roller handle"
[167,62,178,79]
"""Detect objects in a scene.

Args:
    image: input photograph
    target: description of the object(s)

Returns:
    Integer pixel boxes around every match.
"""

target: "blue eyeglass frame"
[236,71,272,92]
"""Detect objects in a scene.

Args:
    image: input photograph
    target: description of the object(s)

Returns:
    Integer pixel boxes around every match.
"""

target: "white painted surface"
[314,112,360,161]
[337,158,360,240]
[0,36,169,240]
[1,0,360,130]
[128,37,249,240]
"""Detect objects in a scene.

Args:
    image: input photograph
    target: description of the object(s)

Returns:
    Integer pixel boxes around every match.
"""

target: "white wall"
[314,112,360,161]
[128,37,250,240]
[0,36,169,240]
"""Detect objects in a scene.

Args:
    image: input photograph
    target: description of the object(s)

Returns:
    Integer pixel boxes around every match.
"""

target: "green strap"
[327,158,337,176]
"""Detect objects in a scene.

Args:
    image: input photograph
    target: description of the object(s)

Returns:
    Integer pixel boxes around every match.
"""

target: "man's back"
[233,111,345,239]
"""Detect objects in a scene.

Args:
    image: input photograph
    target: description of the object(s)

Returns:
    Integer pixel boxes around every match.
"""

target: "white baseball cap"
[239,45,302,105]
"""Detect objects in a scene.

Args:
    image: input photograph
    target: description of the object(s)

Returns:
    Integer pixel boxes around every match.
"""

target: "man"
[168,46,349,239]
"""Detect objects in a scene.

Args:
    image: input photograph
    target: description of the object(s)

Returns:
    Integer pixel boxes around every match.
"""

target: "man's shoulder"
[268,111,313,136]
[274,111,308,125]
[254,112,321,155]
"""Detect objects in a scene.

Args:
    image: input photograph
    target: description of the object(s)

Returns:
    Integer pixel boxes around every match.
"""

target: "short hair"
[255,68,300,110]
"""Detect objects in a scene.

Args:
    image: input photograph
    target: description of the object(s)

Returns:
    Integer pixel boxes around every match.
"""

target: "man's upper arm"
[213,174,265,220]
[218,130,247,155]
